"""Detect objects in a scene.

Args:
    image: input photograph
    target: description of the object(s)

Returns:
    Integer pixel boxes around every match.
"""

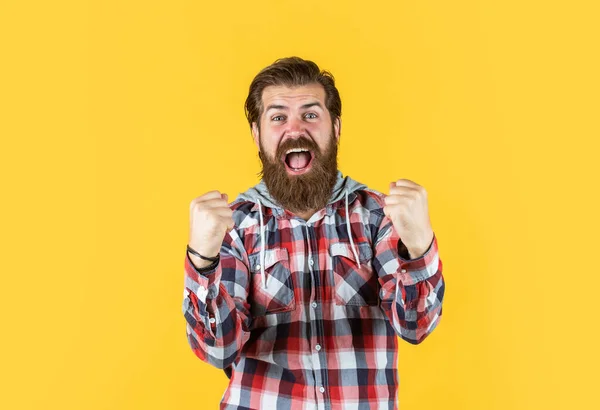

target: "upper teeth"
[286,148,309,155]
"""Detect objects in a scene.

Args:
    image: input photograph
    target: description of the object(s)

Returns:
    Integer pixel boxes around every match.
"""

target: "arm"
[182,228,252,369]
[372,211,445,344]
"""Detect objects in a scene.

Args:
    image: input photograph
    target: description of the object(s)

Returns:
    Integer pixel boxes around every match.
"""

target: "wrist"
[186,244,219,270]
[406,233,435,259]
[406,247,426,259]
[188,252,215,270]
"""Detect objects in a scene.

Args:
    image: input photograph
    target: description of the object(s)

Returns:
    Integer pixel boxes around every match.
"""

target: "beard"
[258,127,339,215]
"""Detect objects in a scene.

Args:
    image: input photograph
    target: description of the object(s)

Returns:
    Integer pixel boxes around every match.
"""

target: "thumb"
[383,205,390,219]
[225,215,235,231]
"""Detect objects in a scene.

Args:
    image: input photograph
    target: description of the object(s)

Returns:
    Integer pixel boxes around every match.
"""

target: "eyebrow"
[265,102,324,113]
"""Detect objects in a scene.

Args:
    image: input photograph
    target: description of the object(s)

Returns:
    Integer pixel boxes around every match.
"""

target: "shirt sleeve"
[371,211,445,344]
[182,228,252,369]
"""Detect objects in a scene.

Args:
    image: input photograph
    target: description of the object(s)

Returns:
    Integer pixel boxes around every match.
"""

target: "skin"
[251,83,341,220]
[251,83,341,163]
[384,180,435,259]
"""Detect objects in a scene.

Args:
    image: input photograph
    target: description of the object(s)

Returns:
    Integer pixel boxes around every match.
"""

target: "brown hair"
[244,56,342,132]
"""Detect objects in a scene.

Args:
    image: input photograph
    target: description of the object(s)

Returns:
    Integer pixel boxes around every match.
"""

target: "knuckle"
[190,199,201,211]
[202,190,220,199]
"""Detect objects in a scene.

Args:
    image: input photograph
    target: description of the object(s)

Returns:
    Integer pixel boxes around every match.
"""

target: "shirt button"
[401,269,407,273]
[209,317,216,324]
[311,302,317,308]
[319,386,325,393]
[309,258,314,266]
[255,264,261,270]
[315,344,321,351]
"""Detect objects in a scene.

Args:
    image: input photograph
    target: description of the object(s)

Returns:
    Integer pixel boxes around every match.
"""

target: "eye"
[272,115,285,122]
[304,113,318,119]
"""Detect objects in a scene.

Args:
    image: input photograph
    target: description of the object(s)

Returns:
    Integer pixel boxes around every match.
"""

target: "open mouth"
[281,148,314,175]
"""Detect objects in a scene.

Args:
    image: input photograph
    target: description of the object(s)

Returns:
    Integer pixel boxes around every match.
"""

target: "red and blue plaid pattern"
[183,188,445,409]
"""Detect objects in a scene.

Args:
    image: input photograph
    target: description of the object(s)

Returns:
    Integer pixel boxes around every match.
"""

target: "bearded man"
[183,56,445,410]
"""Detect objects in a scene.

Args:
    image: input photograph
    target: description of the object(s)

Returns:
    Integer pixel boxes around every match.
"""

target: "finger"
[213,207,234,218]
[392,179,419,189]
[220,215,235,230]
[383,205,395,220]
[383,203,404,218]
[383,204,394,219]
[388,186,419,196]
[198,190,224,202]
[384,194,412,205]
[200,198,231,208]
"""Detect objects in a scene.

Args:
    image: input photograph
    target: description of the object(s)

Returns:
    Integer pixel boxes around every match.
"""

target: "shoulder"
[353,187,387,215]
[228,198,257,228]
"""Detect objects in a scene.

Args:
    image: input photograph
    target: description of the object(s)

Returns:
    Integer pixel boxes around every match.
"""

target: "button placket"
[304,222,327,403]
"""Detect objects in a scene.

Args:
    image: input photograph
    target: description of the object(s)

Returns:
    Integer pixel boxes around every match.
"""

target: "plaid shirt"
[182,172,445,409]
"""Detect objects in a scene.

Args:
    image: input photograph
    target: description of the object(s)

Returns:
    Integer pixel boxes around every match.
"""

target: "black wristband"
[187,244,219,262]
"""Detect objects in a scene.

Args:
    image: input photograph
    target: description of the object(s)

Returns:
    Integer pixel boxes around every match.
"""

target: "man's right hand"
[188,190,234,269]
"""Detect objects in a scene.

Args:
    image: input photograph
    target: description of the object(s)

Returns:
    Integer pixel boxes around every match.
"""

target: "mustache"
[276,136,320,159]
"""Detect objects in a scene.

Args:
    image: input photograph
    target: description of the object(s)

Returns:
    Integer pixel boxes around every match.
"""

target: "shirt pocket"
[329,241,379,306]
[248,247,296,316]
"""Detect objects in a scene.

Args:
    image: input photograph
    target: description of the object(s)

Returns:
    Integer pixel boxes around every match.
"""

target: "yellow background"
[1,0,599,409]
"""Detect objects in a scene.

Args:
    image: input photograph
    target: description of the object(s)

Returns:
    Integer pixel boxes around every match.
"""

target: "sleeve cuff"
[184,251,222,303]
[397,234,435,261]
[397,233,440,285]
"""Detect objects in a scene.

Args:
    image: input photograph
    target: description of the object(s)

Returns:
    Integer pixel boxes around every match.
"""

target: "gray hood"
[235,170,367,288]
[236,170,366,210]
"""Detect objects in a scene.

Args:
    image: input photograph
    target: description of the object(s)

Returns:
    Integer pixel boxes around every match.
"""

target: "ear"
[251,122,260,149]
[333,117,341,142]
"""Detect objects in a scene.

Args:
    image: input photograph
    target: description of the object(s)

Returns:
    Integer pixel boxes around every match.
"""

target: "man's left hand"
[383,179,434,259]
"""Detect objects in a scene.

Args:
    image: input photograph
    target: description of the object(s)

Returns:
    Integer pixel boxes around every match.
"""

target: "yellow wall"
[2,1,599,409]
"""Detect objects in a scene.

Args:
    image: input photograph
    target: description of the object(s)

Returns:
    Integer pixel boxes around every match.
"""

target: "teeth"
[286,148,310,155]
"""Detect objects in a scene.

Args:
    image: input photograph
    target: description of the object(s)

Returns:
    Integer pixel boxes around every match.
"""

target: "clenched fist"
[383,179,434,259]
[188,190,235,269]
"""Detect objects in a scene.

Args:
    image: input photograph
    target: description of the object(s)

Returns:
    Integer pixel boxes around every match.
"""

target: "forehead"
[261,83,326,107]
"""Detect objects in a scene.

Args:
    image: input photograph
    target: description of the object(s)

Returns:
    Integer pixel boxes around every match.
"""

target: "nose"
[284,115,306,139]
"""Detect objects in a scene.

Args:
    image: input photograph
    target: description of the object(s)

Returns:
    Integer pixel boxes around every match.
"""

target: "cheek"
[260,133,281,158]
[312,124,334,150]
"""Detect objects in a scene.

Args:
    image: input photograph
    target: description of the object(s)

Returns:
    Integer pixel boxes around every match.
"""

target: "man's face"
[252,83,341,214]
